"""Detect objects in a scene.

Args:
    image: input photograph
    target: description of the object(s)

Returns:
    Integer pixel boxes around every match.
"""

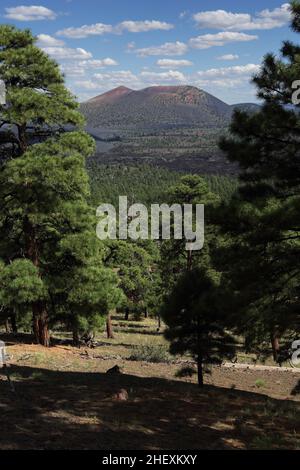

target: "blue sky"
[1,1,298,103]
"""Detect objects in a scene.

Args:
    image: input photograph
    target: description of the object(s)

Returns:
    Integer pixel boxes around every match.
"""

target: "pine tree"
[105,240,159,322]
[159,176,235,386]
[218,1,300,360]
[0,259,46,332]
[160,175,219,291]
[0,26,122,345]
[0,25,83,160]
[162,267,236,386]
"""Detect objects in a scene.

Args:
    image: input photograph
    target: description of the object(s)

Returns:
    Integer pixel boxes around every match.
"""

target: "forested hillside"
[88,163,238,206]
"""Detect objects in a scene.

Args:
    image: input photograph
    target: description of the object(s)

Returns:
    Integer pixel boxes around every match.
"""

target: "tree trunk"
[157,315,161,330]
[187,249,193,271]
[106,313,114,339]
[271,333,280,363]
[38,312,50,347]
[24,216,50,347]
[197,353,204,387]
[72,328,80,347]
[5,319,10,334]
[18,123,28,154]
[32,305,50,347]
[10,314,18,334]
[33,303,50,347]
[124,307,129,321]
[197,317,204,387]
[33,313,39,342]
[144,308,148,319]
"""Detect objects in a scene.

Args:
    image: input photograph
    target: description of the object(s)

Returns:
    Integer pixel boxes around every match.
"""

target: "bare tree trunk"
[197,317,204,387]
[124,307,129,321]
[33,303,50,347]
[72,328,80,347]
[10,314,18,334]
[24,216,50,347]
[271,333,280,363]
[157,315,161,330]
[5,319,10,334]
[38,311,50,347]
[144,308,148,319]
[33,313,39,343]
[106,313,114,339]
[187,249,193,271]
[197,353,204,387]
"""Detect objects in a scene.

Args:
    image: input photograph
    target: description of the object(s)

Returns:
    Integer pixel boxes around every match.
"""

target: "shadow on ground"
[292,380,300,395]
[0,332,73,348]
[0,364,299,450]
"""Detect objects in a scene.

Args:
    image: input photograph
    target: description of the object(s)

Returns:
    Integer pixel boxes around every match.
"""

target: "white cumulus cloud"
[73,80,100,91]
[94,70,139,82]
[135,41,188,57]
[189,32,258,50]
[157,59,193,68]
[61,58,118,77]
[193,4,291,31]
[76,70,141,91]
[79,58,118,68]
[37,34,65,47]
[197,63,260,78]
[43,47,93,60]
[56,23,113,39]
[57,20,174,38]
[140,70,186,82]
[117,20,174,33]
[217,54,239,61]
[60,63,87,78]
[5,5,57,21]
[197,63,260,88]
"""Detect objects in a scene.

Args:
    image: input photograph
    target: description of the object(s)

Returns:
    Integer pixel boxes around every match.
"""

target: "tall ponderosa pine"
[219,1,300,360]
[159,176,235,386]
[0,26,122,345]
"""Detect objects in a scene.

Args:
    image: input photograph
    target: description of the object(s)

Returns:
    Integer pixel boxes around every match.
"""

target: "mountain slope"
[87,86,133,105]
[231,103,261,114]
[81,85,233,129]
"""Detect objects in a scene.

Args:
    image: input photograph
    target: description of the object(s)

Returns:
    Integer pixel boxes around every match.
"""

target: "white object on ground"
[222,362,300,373]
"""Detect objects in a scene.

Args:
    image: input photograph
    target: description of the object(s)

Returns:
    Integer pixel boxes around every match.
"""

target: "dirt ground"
[0,320,299,450]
